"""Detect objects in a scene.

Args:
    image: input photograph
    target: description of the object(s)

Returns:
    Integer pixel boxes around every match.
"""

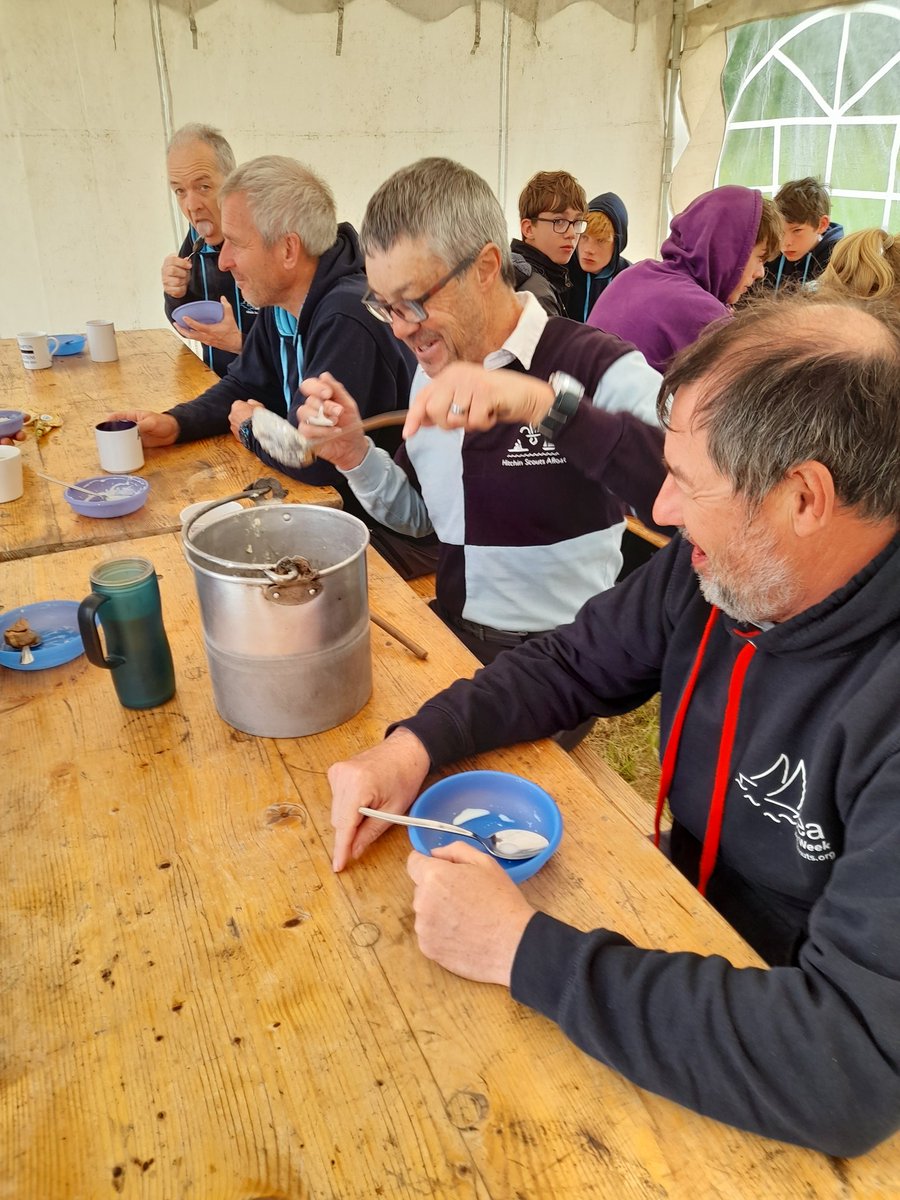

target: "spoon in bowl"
[358,806,549,860]
[31,470,126,500]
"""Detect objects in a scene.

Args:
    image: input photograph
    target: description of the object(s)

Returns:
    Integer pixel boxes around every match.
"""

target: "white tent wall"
[0,0,671,338]
[675,1,866,212]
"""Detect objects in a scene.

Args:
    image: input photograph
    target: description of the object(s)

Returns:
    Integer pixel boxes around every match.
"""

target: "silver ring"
[449,403,466,416]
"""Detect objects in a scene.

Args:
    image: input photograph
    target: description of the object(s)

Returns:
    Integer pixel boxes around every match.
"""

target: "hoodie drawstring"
[654,606,759,895]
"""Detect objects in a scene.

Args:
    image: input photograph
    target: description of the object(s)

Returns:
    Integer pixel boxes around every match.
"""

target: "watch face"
[239,417,254,449]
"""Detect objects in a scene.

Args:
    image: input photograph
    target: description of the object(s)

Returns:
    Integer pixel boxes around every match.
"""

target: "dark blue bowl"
[408,770,563,883]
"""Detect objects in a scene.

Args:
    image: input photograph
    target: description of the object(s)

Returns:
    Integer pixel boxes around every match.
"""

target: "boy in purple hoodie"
[587,185,782,373]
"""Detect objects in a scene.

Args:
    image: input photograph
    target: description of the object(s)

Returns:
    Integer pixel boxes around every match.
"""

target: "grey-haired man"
[295,157,666,666]
[327,293,900,1157]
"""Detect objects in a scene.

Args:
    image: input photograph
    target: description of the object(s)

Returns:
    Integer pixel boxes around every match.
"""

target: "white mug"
[17,331,59,370]
[86,319,119,363]
[0,445,24,502]
[95,420,144,473]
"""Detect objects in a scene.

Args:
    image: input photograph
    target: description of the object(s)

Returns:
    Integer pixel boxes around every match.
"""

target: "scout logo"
[502,426,566,468]
[735,754,835,862]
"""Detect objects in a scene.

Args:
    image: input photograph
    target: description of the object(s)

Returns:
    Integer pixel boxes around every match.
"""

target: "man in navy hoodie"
[325,294,900,1156]
[115,155,433,577]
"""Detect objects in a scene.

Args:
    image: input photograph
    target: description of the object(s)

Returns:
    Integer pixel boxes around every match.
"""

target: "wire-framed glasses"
[362,251,479,325]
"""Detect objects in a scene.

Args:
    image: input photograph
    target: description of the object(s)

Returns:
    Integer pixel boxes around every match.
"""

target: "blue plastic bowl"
[172,300,224,327]
[0,410,25,438]
[64,475,149,518]
[53,334,86,356]
[408,770,563,883]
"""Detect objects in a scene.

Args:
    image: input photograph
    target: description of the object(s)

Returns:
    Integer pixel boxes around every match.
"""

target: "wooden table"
[3,533,897,1198]
[0,331,340,561]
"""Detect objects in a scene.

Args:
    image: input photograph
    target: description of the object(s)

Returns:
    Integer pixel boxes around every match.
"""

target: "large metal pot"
[183,498,371,737]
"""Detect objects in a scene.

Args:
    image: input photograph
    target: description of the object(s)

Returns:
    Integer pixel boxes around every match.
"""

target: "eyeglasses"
[362,251,478,325]
[532,216,588,235]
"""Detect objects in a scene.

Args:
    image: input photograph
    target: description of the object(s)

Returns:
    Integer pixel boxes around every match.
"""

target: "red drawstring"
[654,607,759,896]
[654,607,719,847]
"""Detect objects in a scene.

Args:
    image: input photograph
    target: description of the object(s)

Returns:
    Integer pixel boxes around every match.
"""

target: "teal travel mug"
[77,557,176,709]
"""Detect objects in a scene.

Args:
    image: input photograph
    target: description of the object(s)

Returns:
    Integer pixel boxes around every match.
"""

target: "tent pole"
[659,0,686,249]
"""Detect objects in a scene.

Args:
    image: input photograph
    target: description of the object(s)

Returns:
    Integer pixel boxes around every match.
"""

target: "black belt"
[451,614,535,648]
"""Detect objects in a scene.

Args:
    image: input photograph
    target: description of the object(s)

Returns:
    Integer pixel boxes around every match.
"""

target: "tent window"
[715,3,900,230]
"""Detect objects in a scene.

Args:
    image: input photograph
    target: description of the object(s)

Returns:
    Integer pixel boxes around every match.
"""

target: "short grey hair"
[360,157,515,286]
[166,123,235,176]
[659,293,900,522]
[219,156,337,256]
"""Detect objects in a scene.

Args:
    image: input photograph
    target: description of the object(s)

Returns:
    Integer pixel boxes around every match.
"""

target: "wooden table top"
[0,330,340,562]
[2,531,897,1198]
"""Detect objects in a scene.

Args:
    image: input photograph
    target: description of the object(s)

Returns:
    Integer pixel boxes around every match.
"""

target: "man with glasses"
[511,170,588,317]
[295,157,665,681]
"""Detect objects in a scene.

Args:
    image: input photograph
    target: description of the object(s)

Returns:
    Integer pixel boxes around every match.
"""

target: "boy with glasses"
[511,170,588,317]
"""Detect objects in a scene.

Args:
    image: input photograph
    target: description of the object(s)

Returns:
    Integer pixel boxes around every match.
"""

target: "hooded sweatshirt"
[764,220,845,291]
[395,523,900,1157]
[164,229,259,377]
[165,223,417,503]
[565,192,631,322]
[587,185,762,373]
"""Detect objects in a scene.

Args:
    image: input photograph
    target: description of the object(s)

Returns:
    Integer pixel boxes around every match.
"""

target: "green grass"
[585,696,661,805]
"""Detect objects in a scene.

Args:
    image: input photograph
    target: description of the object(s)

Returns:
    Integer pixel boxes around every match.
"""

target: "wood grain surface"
[0,331,340,562]
[2,533,898,1198]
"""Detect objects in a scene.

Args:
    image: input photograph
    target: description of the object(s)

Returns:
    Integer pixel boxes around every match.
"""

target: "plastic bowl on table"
[0,410,26,438]
[171,300,224,328]
[0,600,84,672]
[407,769,563,883]
[64,475,149,518]
[52,334,87,356]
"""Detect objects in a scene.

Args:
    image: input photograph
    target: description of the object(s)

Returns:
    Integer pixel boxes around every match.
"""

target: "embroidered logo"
[501,425,567,468]
[735,754,835,862]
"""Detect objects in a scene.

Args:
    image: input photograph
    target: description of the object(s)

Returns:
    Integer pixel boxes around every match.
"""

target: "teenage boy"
[565,193,631,322]
[510,170,587,317]
[764,177,844,292]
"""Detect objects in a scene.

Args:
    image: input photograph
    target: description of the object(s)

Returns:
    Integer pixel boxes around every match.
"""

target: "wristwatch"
[238,416,254,450]
[538,371,585,441]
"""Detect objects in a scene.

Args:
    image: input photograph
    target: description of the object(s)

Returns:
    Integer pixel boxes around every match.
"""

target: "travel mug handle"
[47,336,59,356]
[77,593,125,669]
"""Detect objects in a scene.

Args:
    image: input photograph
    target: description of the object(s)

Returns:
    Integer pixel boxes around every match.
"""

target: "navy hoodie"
[565,192,631,322]
[764,220,844,291]
[164,229,259,377]
[165,222,415,497]
[396,522,900,1156]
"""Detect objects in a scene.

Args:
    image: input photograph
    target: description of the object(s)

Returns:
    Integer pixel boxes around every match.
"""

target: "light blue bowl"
[0,410,25,438]
[172,300,224,327]
[53,334,86,356]
[408,769,563,883]
[64,475,149,518]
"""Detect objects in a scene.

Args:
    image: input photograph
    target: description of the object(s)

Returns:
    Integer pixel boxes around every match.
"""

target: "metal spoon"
[188,235,206,258]
[358,806,549,860]
[31,470,126,500]
[251,407,408,469]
